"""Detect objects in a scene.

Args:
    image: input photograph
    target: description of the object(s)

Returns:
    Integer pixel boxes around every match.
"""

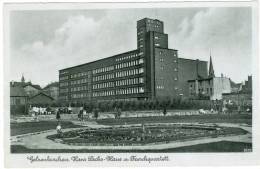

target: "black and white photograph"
[2,1,260,168]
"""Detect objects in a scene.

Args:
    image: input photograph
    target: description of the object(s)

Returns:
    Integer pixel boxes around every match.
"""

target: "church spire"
[208,53,215,78]
[21,73,25,83]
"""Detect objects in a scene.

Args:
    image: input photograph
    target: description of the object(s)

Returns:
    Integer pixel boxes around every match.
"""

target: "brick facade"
[59,18,208,103]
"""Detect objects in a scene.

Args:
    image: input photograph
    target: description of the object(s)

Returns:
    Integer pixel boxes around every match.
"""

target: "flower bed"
[47,124,247,146]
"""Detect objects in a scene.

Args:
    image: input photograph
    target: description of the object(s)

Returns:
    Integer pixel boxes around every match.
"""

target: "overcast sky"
[9,7,252,87]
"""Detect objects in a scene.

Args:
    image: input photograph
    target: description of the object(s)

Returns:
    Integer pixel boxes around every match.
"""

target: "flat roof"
[60,49,139,71]
[137,17,163,23]
[155,47,178,51]
[178,57,207,63]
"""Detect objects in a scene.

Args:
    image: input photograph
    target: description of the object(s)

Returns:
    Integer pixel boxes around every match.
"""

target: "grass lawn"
[97,114,252,126]
[11,141,252,153]
[11,121,82,136]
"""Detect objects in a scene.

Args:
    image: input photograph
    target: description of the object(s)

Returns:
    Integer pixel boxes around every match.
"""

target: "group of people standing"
[29,106,52,121]
[78,107,88,121]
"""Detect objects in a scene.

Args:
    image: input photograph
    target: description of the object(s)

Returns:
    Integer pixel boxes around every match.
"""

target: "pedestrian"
[163,107,167,116]
[80,107,84,121]
[83,109,87,121]
[117,108,122,119]
[56,122,63,138]
[56,108,61,122]
[68,106,72,114]
[35,106,39,121]
[46,106,51,115]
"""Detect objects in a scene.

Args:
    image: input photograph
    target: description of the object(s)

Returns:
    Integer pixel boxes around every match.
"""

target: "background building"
[43,82,59,100]
[29,92,55,105]
[188,77,231,100]
[10,83,28,115]
[188,57,231,100]
[23,83,41,97]
[177,58,208,98]
[222,75,252,105]
[59,18,208,104]
[11,75,42,97]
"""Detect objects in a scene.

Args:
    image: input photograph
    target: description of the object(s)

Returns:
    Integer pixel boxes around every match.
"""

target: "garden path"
[11,123,251,150]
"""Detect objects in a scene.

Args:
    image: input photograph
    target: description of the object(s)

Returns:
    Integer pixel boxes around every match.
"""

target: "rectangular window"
[139,68,144,74]
[139,58,144,64]
[139,77,144,83]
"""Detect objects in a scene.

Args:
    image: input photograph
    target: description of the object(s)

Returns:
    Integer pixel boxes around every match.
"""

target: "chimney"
[11,81,14,87]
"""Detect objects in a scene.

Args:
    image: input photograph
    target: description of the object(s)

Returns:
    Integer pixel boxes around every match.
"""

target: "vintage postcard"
[2,1,260,168]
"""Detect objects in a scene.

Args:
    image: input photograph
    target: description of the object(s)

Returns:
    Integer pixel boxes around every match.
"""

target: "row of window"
[60,71,69,75]
[60,82,68,87]
[60,76,69,81]
[116,77,144,86]
[93,90,115,97]
[71,86,89,92]
[10,98,26,105]
[115,58,144,70]
[93,82,115,89]
[159,58,177,63]
[59,95,68,100]
[159,58,164,62]
[93,73,114,82]
[116,87,144,95]
[92,66,114,74]
[60,88,68,93]
[147,19,161,24]
[115,68,144,78]
[147,23,160,28]
[116,68,144,77]
[71,78,89,85]
[115,53,139,62]
[60,87,146,99]
[137,30,144,35]
[158,51,178,57]
[93,87,145,97]
[70,71,91,79]
[71,93,91,99]
[156,85,165,89]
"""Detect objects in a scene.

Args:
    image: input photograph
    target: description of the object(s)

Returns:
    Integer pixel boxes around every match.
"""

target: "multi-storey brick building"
[59,18,208,103]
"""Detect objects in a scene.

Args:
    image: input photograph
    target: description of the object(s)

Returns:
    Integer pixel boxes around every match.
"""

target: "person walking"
[83,108,87,121]
[163,107,167,116]
[56,108,61,122]
[56,122,63,138]
[68,106,72,114]
[79,107,83,121]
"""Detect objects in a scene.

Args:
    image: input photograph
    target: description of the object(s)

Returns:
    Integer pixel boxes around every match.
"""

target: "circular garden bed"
[47,123,248,146]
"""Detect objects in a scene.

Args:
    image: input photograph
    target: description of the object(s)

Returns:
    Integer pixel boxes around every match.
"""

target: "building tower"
[136,18,177,98]
[208,55,215,78]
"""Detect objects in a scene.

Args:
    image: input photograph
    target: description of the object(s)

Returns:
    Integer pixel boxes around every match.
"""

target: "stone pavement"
[11,122,252,150]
